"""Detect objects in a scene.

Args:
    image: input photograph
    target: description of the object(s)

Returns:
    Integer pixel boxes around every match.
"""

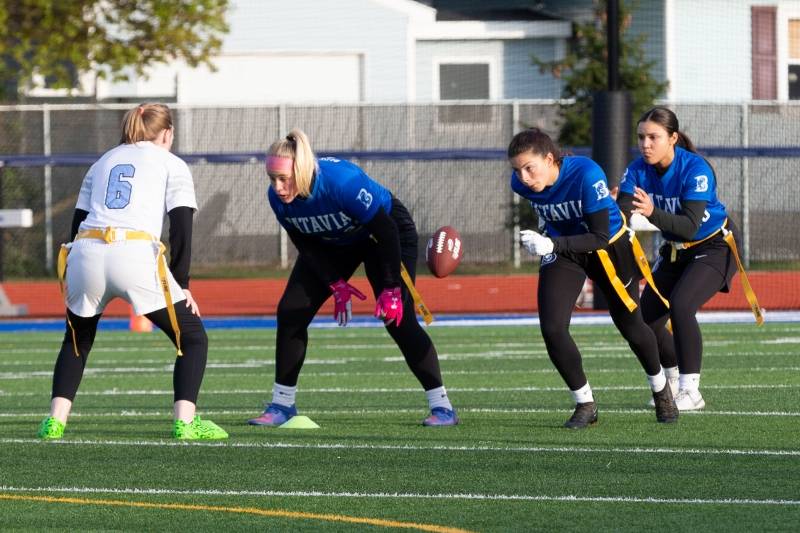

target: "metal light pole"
[591,0,632,309]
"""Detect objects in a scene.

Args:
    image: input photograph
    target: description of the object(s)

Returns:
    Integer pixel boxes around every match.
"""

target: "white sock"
[570,383,594,404]
[647,368,667,392]
[425,386,453,411]
[664,366,679,381]
[272,383,296,407]
[679,373,701,392]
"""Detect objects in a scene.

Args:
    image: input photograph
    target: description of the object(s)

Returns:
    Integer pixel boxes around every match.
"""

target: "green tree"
[0,0,229,101]
[533,0,668,147]
[0,1,229,278]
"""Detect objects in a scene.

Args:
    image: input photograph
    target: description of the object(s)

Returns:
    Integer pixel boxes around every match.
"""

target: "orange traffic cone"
[129,305,153,332]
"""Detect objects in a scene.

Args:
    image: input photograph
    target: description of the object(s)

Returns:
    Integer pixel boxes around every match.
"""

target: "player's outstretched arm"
[551,209,611,254]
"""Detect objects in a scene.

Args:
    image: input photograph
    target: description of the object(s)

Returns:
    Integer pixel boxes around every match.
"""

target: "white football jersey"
[76,141,197,237]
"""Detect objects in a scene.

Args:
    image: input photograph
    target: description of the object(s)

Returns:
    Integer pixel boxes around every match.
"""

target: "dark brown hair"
[637,106,697,153]
[507,128,562,164]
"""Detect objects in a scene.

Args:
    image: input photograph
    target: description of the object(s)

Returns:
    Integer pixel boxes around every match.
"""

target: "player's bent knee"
[540,319,569,342]
[669,298,699,319]
[180,327,208,351]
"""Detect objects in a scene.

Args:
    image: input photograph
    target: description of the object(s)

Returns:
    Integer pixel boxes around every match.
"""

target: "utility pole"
[591,0,632,310]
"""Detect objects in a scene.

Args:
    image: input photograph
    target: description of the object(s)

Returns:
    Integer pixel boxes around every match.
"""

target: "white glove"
[520,229,554,256]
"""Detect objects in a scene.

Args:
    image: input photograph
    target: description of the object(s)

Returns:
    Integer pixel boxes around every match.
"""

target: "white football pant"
[65,239,186,317]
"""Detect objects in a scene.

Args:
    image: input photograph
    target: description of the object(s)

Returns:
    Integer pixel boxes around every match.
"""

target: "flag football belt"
[400,263,434,325]
[668,219,763,325]
[667,225,723,262]
[596,221,670,313]
[57,227,183,356]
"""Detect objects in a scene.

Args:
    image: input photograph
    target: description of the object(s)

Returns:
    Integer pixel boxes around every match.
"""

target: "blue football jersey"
[268,157,393,245]
[619,146,727,242]
[511,156,622,238]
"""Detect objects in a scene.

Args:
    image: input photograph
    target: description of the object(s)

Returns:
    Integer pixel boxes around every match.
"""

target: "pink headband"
[266,156,293,174]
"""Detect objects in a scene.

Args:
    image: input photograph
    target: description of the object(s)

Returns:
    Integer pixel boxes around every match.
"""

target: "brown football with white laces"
[425,226,463,278]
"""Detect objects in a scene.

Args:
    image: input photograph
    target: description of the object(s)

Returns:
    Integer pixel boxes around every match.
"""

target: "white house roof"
[369,0,436,21]
[413,19,572,40]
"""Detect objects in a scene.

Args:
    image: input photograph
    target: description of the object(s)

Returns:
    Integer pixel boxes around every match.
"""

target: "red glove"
[329,279,367,327]
[374,287,403,326]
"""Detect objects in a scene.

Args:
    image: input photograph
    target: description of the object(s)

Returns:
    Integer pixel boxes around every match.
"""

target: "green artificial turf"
[1,323,798,532]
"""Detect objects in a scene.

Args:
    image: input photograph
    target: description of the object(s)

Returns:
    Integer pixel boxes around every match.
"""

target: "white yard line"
[2,335,798,358]
[3,364,800,377]
[1,383,798,395]
[0,485,798,507]
[2,350,799,377]
[2,407,799,418]
[0,439,798,457]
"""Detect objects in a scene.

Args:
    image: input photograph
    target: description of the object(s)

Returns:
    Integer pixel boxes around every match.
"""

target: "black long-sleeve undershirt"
[70,209,89,241]
[364,207,401,288]
[616,192,634,222]
[167,206,194,289]
[617,192,707,241]
[550,208,611,254]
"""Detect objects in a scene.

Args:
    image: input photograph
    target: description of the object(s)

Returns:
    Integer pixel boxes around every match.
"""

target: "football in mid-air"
[426,226,462,278]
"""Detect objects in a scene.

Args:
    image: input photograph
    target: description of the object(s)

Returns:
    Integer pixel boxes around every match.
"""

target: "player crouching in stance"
[37,103,227,440]
[248,128,458,427]
[508,128,678,428]
[617,107,762,411]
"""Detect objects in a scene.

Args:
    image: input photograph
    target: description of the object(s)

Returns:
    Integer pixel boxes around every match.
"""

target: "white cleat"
[674,388,705,411]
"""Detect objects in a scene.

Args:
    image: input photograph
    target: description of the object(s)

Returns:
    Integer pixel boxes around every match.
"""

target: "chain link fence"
[0,101,798,279]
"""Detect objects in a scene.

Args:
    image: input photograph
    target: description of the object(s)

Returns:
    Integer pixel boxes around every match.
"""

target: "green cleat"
[37,417,65,440]
[172,416,228,440]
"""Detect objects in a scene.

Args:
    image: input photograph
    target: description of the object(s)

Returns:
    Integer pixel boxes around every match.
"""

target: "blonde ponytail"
[267,128,317,197]
[120,103,173,145]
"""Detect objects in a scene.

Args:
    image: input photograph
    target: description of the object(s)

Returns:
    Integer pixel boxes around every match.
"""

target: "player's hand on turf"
[329,279,367,327]
[375,287,403,327]
[631,186,655,217]
[183,289,201,317]
[520,229,554,256]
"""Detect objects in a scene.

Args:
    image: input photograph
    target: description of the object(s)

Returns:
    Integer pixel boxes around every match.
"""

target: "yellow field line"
[0,493,474,533]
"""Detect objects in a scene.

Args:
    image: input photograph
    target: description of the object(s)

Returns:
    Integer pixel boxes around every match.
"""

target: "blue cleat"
[247,403,297,426]
[422,407,459,427]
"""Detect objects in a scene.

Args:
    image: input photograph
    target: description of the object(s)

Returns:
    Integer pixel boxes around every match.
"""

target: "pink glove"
[329,279,367,327]
[374,287,403,326]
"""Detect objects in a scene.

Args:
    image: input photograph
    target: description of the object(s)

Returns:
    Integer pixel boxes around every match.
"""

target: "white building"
[25,0,800,104]
[30,0,571,104]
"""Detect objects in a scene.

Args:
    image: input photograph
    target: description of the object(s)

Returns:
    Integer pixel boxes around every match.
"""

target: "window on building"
[752,6,777,100]
[788,19,800,99]
[438,63,491,124]
[439,63,489,100]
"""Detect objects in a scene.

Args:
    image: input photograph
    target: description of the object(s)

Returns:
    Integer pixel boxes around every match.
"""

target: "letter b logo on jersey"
[694,175,709,192]
[592,180,609,200]
[356,188,373,210]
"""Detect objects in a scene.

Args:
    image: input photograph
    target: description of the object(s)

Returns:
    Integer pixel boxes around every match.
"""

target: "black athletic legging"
[538,238,662,391]
[51,303,208,403]
[274,202,443,391]
[640,229,738,374]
